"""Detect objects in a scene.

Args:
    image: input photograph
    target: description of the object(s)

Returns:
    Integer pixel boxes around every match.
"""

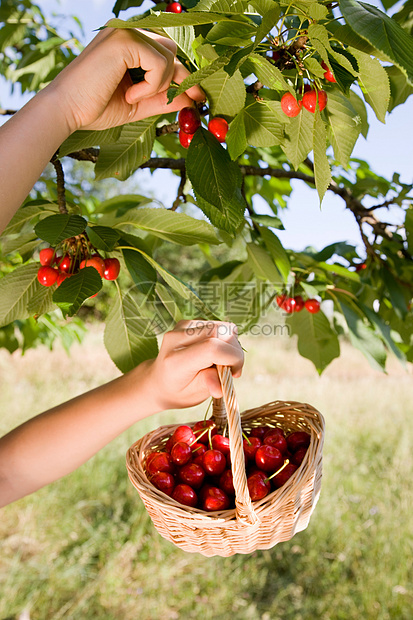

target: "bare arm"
[0,27,203,234]
[0,321,243,507]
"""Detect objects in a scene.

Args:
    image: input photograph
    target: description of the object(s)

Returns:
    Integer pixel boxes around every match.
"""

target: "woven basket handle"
[213,365,260,527]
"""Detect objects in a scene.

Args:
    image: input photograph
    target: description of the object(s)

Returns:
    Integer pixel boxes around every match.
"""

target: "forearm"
[0,87,72,234]
[0,360,158,507]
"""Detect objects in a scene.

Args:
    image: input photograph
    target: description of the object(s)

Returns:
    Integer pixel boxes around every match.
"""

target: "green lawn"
[0,330,412,619]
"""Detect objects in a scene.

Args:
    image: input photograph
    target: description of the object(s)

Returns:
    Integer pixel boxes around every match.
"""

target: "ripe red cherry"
[56,254,71,273]
[179,131,194,149]
[37,266,58,287]
[80,256,105,277]
[302,89,327,113]
[201,486,230,511]
[145,451,159,470]
[255,445,283,472]
[305,298,320,314]
[39,247,55,266]
[166,1,182,12]
[276,294,286,308]
[56,272,70,286]
[103,257,120,281]
[171,441,192,466]
[172,484,198,508]
[287,431,311,453]
[177,463,205,489]
[178,106,201,134]
[171,425,196,447]
[247,472,271,501]
[281,93,302,117]
[250,426,269,440]
[264,431,288,454]
[243,436,262,461]
[202,449,226,476]
[146,451,174,476]
[193,420,217,444]
[293,295,305,312]
[355,263,367,272]
[219,469,235,495]
[321,61,336,83]
[208,117,229,143]
[264,427,285,439]
[291,446,308,466]
[282,297,297,313]
[211,434,230,456]
[151,471,175,496]
[191,442,206,457]
[271,463,298,489]
[271,50,280,63]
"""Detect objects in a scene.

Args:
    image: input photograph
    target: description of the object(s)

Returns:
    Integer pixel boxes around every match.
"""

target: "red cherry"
[219,469,235,495]
[56,254,71,273]
[202,449,226,476]
[264,431,288,454]
[171,425,196,447]
[39,247,55,266]
[166,1,182,12]
[193,420,217,444]
[303,83,312,93]
[321,61,336,83]
[37,266,58,287]
[201,486,230,511]
[191,442,207,457]
[264,427,285,439]
[243,436,262,461]
[211,434,230,456]
[247,472,271,501]
[302,89,327,113]
[271,463,298,489]
[179,130,194,149]
[146,452,174,476]
[80,256,105,277]
[178,106,201,134]
[255,445,284,473]
[293,295,305,312]
[171,441,192,466]
[208,117,229,143]
[177,463,205,489]
[281,93,302,117]
[145,451,159,470]
[271,50,280,62]
[250,426,269,440]
[287,431,311,453]
[276,294,286,309]
[282,297,296,314]
[103,257,120,281]
[304,298,320,314]
[291,446,308,466]
[355,263,367,272]
[172,484,198,508]
[151,471,175,496]
[56,272,70,287]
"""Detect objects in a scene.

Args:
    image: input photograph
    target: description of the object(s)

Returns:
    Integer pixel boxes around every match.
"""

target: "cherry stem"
[264,459,290,483]
[242,432,251,445]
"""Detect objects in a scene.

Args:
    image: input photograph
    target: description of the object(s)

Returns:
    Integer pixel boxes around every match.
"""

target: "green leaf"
[312,112,331,204]
[308,2,328,20]
[112,0,145,17]
[0,264,41,326]
[103,206,221,246]
[201,69,246,117]
[2,202,58,236]
[340,0,413,86]
[350,48,390,123]
[286,309,340,374]
[405,207,413,255]
[107,13,249,29]
[26,285,55,316]
[382,268,409,319]
[339,300,387,371]
[59,127,122,157]
[194,191,245,235]
[281,107,313,170]
[308,24,358,75]
[122,248,157,295]
[303,57,326,79]
[85,226,121,251]
[206,20,256,46]
[1,233,38,256]
[244,54,292,92]
[104,286,159,374]
[250,214,284,229]
[325,90,362,167]
[186,127,246,215]
[361,303,406,366]
[34,214,87,246]
[52,268,102,316]
[98,194,153,215]
[226,110,248,160]
[243,101,285,147]
[259,227,291,283]
[348,90,369,139]
[327,52,358,94]
[246,242,282,283]
[168,51,235,102]
[386,65,413,112]
[95,117,159,181]
[327,22,378,56]
[191,0,256,13]
[160,25,197,65]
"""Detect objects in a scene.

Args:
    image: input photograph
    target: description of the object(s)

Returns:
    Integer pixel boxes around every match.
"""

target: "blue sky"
[1,0,412,253]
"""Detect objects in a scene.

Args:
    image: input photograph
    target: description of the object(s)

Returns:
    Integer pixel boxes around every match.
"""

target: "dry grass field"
[0,328,412,619]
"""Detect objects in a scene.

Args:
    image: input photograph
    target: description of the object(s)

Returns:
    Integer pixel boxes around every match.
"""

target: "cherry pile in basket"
[144,421,311,511]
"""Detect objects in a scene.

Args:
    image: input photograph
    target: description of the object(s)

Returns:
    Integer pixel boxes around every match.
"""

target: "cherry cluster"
[37,246,120,288]
[280,87,328,118]
[276,294,320,314]
[144,420,311,511]
[177,107,229,149]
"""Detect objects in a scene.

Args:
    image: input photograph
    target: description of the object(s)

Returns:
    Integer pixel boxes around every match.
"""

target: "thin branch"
[170,169,187,211]
[0,108,17,116]
[156,121,179,137]
[51,156,68,214]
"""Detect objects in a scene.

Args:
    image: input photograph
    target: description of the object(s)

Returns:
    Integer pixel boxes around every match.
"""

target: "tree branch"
[51,156,68,214]
[0,109,17,116]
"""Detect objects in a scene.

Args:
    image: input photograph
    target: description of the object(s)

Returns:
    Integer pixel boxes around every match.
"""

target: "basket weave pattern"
[126,365,325,557]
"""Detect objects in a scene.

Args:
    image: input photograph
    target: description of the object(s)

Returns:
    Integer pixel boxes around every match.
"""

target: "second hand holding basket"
[126,365,325,557]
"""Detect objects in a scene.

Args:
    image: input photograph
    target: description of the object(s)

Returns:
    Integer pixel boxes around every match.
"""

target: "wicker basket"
[126,365,325,557]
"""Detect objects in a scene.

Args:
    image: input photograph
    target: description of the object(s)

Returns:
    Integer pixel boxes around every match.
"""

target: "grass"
[0,328,412,620]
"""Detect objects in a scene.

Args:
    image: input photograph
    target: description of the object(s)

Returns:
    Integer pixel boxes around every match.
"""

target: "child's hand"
[145,320,244,411]
[48,26,204,133]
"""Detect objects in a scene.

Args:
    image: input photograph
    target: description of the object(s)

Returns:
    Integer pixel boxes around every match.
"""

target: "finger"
[173,62,205,102]
[174,337,244,377]
[125,89,194,119]
[125,48,174,103]
[200,367,223,399]
[162,320,238,349]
